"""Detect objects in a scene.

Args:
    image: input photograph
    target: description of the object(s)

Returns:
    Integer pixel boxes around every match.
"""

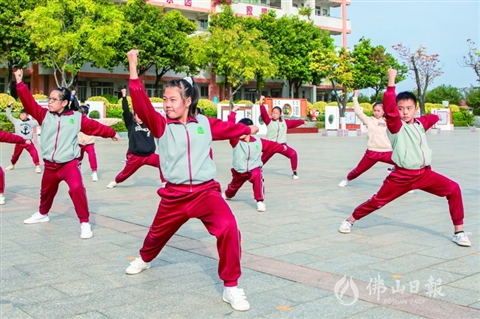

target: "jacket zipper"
[51,118,61,162]
[413,123,426,167]
[246,143,250,172]
[276,121,280,142]
[184,124,193,192]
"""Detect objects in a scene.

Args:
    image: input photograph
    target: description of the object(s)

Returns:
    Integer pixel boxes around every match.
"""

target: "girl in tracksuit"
[77,104,122,182]
[259,96,305,180]
[14,69,120,239]
[5,102,41,173]
[0,130,29,205]
[106,88,165,189]
[124,50,258,312]
[223,106,286,212]
[338,90,394,187]
[339,69,471,247]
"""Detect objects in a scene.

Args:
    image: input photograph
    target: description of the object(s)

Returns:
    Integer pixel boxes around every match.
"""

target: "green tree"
[310,47,355,127]
[460,39,480,83]
[0,0,38,90]
[465,86,480,108]
[23,0,125,88]
[425,85,462,105]
[392,44,444,115]
[262,15,334,98]
[199,22,277,108]
[118,0,197,97]
[352,38,407,100]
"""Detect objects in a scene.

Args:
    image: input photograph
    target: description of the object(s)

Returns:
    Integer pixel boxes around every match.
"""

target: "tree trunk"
[7,61,14,93]
[411,58,425,115]
[230,83,243,109]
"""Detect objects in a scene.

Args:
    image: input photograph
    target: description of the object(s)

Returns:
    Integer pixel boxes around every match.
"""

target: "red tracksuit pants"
[347,150,394,181]
[225,167,264,202]
[261,143,298,171]
[79,144,98,171]
[115,151,165,183]
[11,143,40,166]
[139,180,242,287]
[0,167,4,193]
[39,159,90,223]
[352,166,464,226]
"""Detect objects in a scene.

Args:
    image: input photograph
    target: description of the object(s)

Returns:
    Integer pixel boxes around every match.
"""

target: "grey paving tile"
[369,254,446,274]
[348,306,427,319]
[430,254,480,276]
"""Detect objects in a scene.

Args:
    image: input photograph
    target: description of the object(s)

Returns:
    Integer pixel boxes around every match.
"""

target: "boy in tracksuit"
[338,69,471,247]
[259,96,305,180]
[5,102,41,173]
[77,104,122,182]
[14,69,120,239]
[123,50,259,312]
[0,130,29,205]
[223,106,286,212]
[106,88,164,189]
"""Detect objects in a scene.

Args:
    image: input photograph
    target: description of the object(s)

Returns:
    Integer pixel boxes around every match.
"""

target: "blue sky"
[332,0,480,94]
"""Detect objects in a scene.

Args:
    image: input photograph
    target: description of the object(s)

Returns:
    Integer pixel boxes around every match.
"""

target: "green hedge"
[0,114,15,132]
[453,120,468,127]
[106,108,127,132]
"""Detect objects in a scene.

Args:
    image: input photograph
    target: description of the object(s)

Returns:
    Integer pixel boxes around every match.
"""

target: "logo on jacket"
[197,126,205,134]
[135,124,151,137]
[69,118,75,124]
[20,124,31,136]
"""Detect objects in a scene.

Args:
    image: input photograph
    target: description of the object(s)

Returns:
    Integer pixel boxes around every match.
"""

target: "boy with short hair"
[338,69,471,247]
[5,102,41,173]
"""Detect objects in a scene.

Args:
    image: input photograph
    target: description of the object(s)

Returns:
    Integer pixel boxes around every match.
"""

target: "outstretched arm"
[14,69,47,124]
[80,116,118,140]
[5,102,18,124]
[352,90,369,125]
[127,50,166,138]
[383,69,402,134]
[417,114,440,131]
[259,95,271,125]
[285,119,306,129]
[0,130,26,144]
[121,96,134,128]
[97,118,123,126]
[261,139,287,154]
[228,106,240,147]
[208,117,258,141]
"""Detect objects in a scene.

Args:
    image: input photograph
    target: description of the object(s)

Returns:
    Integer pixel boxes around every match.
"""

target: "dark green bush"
[0,114,15,132]
[111,122,127,132]
[89,110,100,119]
[106,108,126,132]
[102,94,119,105]
[453,120,468,127]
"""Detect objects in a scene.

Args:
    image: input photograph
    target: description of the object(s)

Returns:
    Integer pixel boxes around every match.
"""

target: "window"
[0,78,5,93]
[260,0,267,4]
[245,91,256,103]
[199,19,208,30]
[323,9,328,16]
[200,86,209,98]
[145,83,163,98]
[315,6,321,16]
[90,82,114,97]
[77,81,87,102]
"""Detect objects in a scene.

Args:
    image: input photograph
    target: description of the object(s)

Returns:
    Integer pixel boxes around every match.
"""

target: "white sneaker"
[222,192,231,200]
[338,179,349,187]
[257,201,266,212]
[5,165,14,171]
[24,212,49,224]
[35,166,42,174]
[292,171,299,180]
[338,219,352,234]
[407,190,414,194]
[223,287,250,311]
[91,172,98,182]
[106,181,117,189]
[0,194,5,205]
[80,222,93,239]
[452,232,471,247]
[125,257,151,275]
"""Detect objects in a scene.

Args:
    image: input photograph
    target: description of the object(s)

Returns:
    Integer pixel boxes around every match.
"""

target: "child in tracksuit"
[124,50,259,312]
[223,106,286,212]
[259,96,305,180]
[338,69,471,247]
[0,130,29,205]
[77,104,122,182]
[106,88,165,189]
[14,69,120,239]
[5,102,41,173]
[338,90,394,187]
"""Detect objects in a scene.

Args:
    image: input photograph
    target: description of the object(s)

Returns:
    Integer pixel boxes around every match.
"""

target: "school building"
[0,0,351,103]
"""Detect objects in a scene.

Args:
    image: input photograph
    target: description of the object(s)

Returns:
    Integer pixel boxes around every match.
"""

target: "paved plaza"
[1,130,479,318]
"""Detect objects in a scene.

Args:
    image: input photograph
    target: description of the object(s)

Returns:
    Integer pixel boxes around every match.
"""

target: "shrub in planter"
[102,94,118,105]
[33,94,48,100]
[313,101,327,114]
[87,96,110,107]
[89,110,100,119]
[150,97,163,103]
[198,99,217,118]
[0,114,15,132]
[453,120,467,127]
[111,122,127,132]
